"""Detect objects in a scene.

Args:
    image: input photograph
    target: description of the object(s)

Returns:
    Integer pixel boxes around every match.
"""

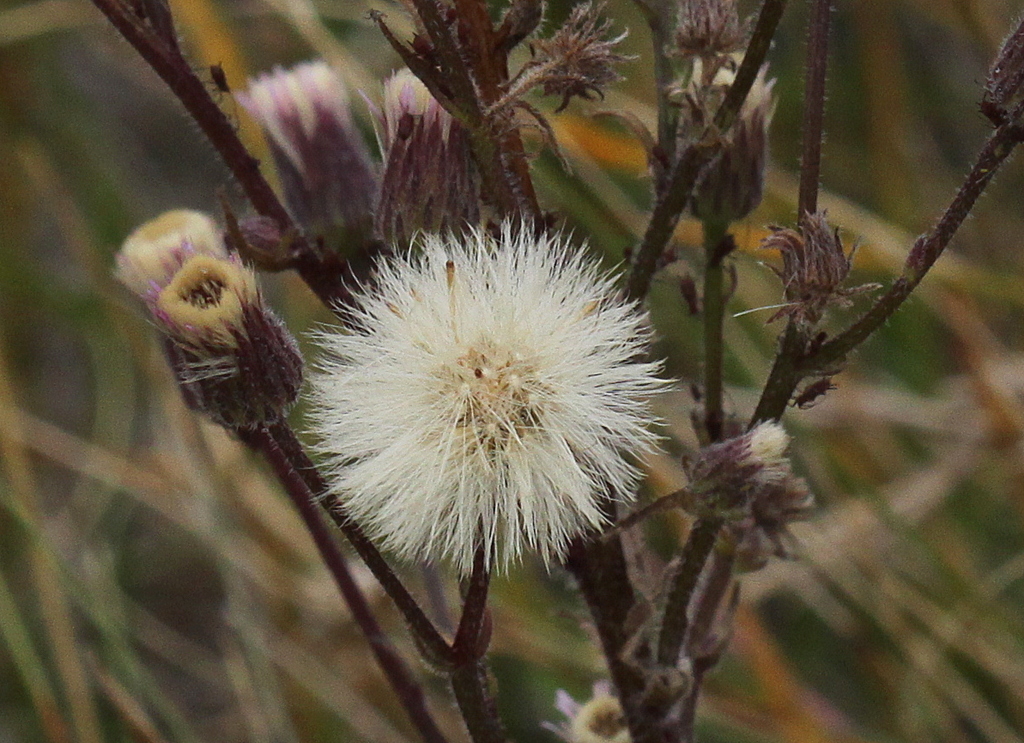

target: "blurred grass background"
[3,0,1024,741]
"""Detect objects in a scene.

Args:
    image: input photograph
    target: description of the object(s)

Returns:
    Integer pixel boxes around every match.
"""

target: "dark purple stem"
[797,0,832,221]
[265,422,454,666]
[452,548,491,662]
[565,533,656,743]
[448,548,505,743]
[240,426,449,743]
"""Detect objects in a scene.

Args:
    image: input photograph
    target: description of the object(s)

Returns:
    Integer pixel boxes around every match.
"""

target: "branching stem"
[89,0,362,309]
[626,0,790,300]
[264,422,453,666]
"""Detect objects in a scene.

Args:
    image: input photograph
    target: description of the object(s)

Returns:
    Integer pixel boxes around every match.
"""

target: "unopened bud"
[153,254,303,429]
[373,69,479,247]
[982,16,1024,125]
[690,65,774,223]
[116,210,225,297]
[238,62,377,246]
[687,422,791,517]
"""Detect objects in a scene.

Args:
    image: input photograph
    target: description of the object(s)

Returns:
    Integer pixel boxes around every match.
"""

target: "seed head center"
[450,345,541,451]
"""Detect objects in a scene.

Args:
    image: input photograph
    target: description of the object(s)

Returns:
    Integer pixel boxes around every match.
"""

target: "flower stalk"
[701,222,733,442]
[237,425,449,743]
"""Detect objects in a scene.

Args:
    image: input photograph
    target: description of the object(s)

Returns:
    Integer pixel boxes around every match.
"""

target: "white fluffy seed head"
[309,224,665,573]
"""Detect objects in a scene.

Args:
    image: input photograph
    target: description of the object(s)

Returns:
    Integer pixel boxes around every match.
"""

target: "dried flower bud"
[152,254,303,429]
[760,211,877,326]
[686,422,791,517]
[373,69,479,247]
[545,682,630,743]
[237,61,377,244]
[690,65,775,223]
[982,17,1024,125]
[508,3,628,112]
[675,0,745,58]
[116,210,225,296]
[687,423,813,568]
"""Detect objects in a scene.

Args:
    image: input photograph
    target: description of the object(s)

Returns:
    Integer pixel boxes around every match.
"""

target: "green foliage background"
[2,0,1024,741]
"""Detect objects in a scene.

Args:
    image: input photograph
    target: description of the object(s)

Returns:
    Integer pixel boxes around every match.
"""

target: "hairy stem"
[566,533,658,743]
[451,663,506,743]
[452,548,491,661]
[752,118,1024,424]
[749,322,807,425]
[808,120,1024,370]
[240,426,448,743]
[798,0,833,220]
[626,0,790,300]
[656,517,723,666]
[677,548,737,738]
[448,548,505,743]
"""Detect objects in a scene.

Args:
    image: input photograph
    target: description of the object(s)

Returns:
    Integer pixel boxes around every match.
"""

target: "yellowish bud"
[116,210,224,296]
[155,254,257,348]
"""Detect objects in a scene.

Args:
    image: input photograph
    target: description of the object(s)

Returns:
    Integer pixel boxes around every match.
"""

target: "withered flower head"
[676,0,745,59]
[687,422,791,517]
[982,18,1024,125]
[509,3,629,112]
[690,64,775,223]
[237,61,377,244]
[373,69,479,247]
[761,211,876,326]
[728,473,814,571]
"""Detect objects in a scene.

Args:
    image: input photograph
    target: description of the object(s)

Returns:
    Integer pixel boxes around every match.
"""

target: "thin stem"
[452,548,491,661]
[701,222,731,442]
[749,322,807,425]
[798,0,831,221]
[808,120,1024,370]
[797,0,832,220]
[448,548,505,743]
[676,549,737,738]
[265,422,454,666]
[626,0,790,300]
[751,118,1024,425]
[239,426,448,743]
[656,517,723,667]
[450,663,507,743]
